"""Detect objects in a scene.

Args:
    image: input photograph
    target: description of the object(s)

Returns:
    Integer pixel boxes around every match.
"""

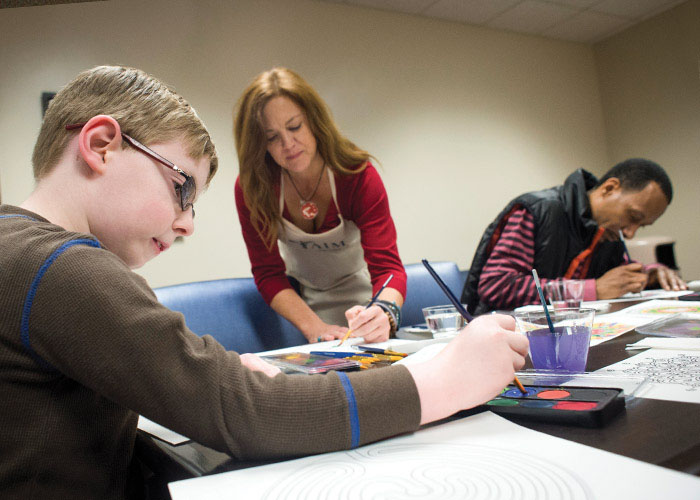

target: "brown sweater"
[0,205,421,499]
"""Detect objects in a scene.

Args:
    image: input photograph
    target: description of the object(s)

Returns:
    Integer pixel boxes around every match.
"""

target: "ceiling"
[319,0,688,43]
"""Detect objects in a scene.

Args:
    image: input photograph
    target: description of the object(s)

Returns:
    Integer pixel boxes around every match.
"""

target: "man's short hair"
[598,158,672,204]
[32,65,218,184]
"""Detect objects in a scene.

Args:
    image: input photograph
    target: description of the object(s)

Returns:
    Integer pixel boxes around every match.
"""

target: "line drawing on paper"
[260,442,593,500]
[637,305,700,315]
[604,353,700,392]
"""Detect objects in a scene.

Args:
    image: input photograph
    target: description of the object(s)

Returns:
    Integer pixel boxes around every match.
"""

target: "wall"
[0,0,609,288]
[595,0,700,279]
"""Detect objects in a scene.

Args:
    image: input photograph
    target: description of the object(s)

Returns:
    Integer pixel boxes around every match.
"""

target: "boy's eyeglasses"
[65,122,196,217]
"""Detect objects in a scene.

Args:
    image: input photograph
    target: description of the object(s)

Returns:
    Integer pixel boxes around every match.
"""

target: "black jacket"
[461,169,624,315]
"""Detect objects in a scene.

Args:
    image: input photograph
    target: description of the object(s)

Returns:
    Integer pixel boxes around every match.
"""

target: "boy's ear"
[77,115,122,174]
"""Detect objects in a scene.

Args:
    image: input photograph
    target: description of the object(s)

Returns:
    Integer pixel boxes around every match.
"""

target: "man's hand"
[596,263,648,299]
[647,266,687,291]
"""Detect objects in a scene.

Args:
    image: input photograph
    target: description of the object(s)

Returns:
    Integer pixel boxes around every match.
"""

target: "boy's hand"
[407,314,529,425]
[344,304,391,344]
[596,263,648,299]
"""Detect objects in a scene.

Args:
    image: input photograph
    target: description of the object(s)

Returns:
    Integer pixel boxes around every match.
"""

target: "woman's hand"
[344,304,391,344]
[239,353,281,377]
[304,322,348,344]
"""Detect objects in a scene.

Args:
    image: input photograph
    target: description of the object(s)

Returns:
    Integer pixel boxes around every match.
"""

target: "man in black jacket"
[462,159,686,315]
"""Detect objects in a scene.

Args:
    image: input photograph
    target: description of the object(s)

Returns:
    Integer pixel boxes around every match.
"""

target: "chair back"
[154,278,306,353]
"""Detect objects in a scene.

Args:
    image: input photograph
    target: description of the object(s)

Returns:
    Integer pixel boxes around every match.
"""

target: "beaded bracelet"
[374,299,402,335]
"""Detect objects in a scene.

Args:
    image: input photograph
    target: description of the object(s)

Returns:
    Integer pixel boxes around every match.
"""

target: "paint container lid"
[514,370,648,401]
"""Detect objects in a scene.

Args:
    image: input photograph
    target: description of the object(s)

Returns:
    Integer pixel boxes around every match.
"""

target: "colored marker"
[338,274,394,346]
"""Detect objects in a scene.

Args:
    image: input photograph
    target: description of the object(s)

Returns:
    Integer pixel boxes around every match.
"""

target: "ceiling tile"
[543,10,630,42]
[424,0,520,24]
[592,0,684,19]
[488,1,578,34]
[344,0,436,15]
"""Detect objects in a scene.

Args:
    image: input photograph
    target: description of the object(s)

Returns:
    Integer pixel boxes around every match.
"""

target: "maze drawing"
[260,443,592,500]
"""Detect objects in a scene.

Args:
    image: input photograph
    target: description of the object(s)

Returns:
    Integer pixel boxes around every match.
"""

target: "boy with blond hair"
[0,65,527,499]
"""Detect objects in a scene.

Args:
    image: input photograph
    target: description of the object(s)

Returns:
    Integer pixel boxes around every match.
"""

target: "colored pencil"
[423,259,526,394]
[337,274,394,346]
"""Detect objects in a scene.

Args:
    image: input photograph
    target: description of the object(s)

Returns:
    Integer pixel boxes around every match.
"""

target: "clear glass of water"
[422,305,466,338]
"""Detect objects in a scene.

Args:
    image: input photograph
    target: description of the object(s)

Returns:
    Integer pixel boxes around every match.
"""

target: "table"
[136,303,700,499]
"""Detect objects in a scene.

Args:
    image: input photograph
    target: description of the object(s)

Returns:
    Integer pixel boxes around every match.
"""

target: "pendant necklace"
[286,164,325,221]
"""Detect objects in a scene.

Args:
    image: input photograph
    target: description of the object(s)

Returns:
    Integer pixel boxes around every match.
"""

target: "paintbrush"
[337,274,394,346]
[531,269,556,333]
[422,259,527,395]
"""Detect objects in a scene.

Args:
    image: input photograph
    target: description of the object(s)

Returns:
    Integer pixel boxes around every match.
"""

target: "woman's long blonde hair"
[234,68,373,249]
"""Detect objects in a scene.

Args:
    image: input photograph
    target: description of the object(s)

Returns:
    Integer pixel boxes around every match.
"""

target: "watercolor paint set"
[484,384,625,427]
[261,352,361,374]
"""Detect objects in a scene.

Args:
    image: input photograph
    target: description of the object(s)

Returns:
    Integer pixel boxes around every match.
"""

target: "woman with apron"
[234,68,406,343]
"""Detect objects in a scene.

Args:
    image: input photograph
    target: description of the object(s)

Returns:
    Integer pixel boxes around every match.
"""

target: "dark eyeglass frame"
[65,122,196,216]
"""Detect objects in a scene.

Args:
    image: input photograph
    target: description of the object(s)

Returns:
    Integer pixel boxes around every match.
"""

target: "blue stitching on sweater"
[337,372,360,448]
[0,214,37,221]
[21,238,101,370]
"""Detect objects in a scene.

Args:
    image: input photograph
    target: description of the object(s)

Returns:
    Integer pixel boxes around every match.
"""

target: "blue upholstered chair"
[401,262,467,327]
[154,278,306,354]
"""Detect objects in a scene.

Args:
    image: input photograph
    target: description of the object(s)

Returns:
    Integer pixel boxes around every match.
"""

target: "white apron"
[278,170,372,325]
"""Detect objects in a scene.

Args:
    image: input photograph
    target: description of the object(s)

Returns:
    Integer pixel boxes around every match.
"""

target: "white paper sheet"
[626,338,700,351]
[168,412,700,500]
[258,336,449,356]
[584,289,692,307]
[597,348,700,404]
[137,416,190,445]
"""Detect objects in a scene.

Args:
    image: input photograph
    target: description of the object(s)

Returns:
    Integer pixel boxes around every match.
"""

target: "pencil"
[337,274,394,346]
[423,258,526,394]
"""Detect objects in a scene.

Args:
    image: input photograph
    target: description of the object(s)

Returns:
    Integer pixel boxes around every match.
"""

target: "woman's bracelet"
[373,299,401,335]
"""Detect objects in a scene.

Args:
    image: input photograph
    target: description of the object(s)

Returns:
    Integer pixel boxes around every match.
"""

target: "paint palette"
[261,353,361,374]
[484,385,625,427]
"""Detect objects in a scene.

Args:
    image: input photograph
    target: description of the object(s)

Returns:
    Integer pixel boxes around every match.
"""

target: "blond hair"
[233,67,373,249]
[32,65,218,183]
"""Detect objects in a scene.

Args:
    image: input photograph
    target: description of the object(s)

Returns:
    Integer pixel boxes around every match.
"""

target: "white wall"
[594,0,700,280]
[0,0,609,288]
